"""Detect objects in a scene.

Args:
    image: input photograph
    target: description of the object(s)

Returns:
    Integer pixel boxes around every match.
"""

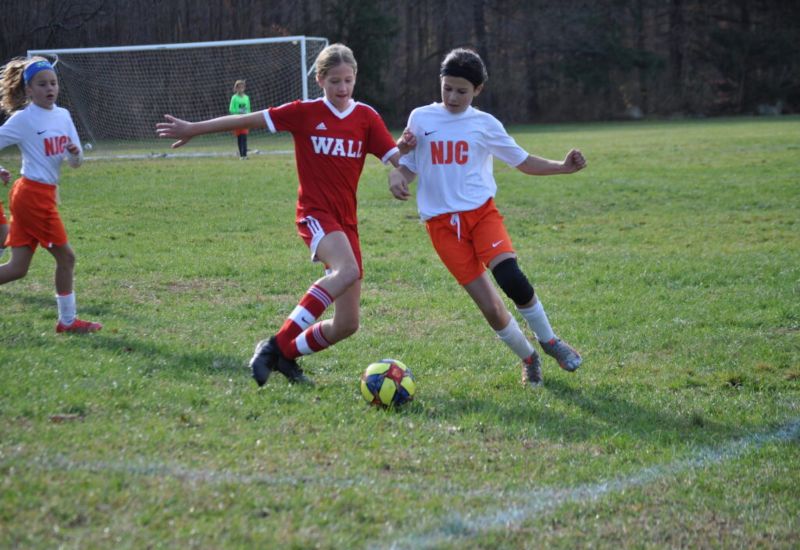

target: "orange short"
[425,198,515,286]
[0,199,6,226]
[6,177,68,250]
[234,129,249,136]
[297,210,363,278]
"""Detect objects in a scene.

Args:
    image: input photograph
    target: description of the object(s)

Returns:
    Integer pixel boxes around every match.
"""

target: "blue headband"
[23,60,55,85]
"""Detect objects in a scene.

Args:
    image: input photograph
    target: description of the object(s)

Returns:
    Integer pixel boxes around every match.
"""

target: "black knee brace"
[491,258,534,306]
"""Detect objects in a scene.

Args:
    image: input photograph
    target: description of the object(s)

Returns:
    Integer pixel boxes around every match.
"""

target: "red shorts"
[6,177,68,250]
[297,210,363,278]
[0,199,6,226]
[425,198,514,285]
[233,129,249,136]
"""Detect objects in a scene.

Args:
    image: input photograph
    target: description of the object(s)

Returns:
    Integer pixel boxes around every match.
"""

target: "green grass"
[1,117,798,548]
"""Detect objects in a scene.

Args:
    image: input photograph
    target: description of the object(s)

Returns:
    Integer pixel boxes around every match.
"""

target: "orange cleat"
[56,318,103,334]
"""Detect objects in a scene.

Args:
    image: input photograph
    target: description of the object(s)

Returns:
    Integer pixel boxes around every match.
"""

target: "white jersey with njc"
[399,103,528,220]
[0,103,82,186]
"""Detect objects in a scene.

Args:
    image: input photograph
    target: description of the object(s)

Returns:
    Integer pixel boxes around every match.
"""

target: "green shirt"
[229,93,251,115]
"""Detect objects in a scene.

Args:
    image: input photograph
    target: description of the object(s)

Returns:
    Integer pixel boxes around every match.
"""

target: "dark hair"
[439,48,488,88]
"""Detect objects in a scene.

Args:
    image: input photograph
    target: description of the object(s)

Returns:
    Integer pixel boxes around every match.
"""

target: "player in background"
[0,57,102,333]
[229,79,251,159]
[388,48,585,387]
[0,167,8,259]
[158,43,415,386]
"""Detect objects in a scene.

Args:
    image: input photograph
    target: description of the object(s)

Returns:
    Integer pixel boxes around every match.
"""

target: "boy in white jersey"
[0,57,101,333]
[388,48,586,387]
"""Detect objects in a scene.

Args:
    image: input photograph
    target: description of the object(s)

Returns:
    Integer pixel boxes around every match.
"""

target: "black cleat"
[275,355,314,385]
[249,336,279,386]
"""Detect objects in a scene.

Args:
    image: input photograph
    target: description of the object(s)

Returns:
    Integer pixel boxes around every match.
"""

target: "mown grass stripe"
[388,418,800,549]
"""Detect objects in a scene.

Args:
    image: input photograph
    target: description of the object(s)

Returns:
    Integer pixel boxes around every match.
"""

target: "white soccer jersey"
[399,103,529,220]
[0,103,82,185]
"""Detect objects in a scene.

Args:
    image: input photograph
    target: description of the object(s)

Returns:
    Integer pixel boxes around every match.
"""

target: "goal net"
[28,36,328,158]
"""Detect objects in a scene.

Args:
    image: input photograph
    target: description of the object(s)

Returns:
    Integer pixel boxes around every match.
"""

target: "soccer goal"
[28,36,328,158]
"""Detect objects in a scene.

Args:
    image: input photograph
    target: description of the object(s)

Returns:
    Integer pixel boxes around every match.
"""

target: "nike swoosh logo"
[424,130,437,136]
[37,130,46,135]
[491,240,504,248]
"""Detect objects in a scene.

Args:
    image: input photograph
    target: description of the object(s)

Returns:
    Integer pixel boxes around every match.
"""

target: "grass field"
[1,117,798,548]
[79,131,298,160]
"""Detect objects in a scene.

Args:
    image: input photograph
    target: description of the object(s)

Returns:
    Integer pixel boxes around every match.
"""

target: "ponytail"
[0,56,48,114]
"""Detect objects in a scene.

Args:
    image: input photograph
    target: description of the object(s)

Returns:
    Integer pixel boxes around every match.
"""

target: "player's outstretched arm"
[156,112,267,149]
[388,165,416,201]
[516,148,587,176]
[386,128,418,167]
[396,128,416,155]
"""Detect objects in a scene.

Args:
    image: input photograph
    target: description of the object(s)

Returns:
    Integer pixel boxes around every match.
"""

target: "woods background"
[1,0,798,126]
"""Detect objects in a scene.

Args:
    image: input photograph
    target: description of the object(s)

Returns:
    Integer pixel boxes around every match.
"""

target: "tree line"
[1,0,798,126]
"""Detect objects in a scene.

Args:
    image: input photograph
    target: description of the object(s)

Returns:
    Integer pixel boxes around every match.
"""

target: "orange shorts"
[6,177,68,250]
[0,199,6,226]
[425,198,514,285]
[297,210,363,278]
[234,129,249,136]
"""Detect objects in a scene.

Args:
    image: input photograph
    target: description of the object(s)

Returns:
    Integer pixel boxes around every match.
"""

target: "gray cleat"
[522,350,544,387]
[540,337,582,372]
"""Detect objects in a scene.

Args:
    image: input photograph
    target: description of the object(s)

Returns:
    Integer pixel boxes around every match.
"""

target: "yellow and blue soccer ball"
[360,359,415,408]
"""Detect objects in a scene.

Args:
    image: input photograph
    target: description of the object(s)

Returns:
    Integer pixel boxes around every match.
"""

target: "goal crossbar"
[25,36,329,156]
[28,35,329,56]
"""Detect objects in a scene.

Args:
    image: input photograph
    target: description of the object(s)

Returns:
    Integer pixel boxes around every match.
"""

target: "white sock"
[495,316,535,360]
[56,292,77,325]
[518,300,556,343]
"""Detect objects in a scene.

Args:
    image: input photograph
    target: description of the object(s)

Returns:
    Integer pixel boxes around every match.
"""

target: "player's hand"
[0,167,10,185]
[156,114,194,148]
[563,148,587,173]
[388,169,410,201]
[397,128,416,155]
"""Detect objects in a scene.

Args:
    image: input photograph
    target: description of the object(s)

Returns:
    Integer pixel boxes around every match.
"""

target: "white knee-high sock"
[518,300,556,343]
[56,292,76,325]
[495,316,535,360]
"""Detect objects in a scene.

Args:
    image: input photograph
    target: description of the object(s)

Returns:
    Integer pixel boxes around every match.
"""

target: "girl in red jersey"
[157,44,414,385]
[388,48,586,387]
[0,57,102,333]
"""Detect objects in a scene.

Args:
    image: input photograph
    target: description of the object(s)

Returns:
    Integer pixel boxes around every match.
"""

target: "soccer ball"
[360,359,415,408]
[84,143,93,151]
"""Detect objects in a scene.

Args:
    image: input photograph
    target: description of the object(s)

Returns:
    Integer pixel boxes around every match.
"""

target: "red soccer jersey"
[264,98,399,226]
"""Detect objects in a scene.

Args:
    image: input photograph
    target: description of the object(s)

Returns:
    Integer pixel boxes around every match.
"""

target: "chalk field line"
[3,418,797,548]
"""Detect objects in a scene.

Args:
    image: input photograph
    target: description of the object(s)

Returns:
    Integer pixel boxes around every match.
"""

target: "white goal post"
[28,36,328,155]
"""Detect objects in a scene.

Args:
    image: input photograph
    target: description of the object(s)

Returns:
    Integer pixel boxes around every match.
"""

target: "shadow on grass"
[0,291,115,316]
[58,332,247,381]
[422,375,742,448]
[539,376,733,442]
[0,291,59,310]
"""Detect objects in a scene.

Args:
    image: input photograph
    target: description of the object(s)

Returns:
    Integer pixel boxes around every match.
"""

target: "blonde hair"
[314,43,357,78]
[0,56,48,114]
[233,79,246,92]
